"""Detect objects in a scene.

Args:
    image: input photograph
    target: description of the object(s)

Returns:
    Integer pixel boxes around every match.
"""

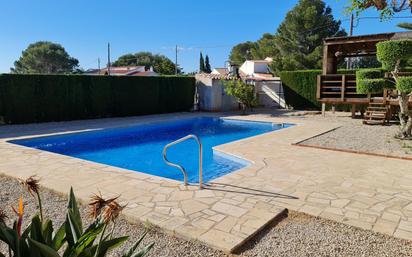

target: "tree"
[229,41,257,65]
[199,52,206,72]
[271,0,346,73]
[357,40,412,138]
[348,0,412,138]
[223,79,257,114]
[11,41,79,74]
[112,52,181,75]
[347,0,411,18]
[251,33,280,61]
[205,55,212,73]
[398,22,412,30]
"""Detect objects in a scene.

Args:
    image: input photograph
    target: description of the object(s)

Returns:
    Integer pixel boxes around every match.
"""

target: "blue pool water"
[10,117,293,183]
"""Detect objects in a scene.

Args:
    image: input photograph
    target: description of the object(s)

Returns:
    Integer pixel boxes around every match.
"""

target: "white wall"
[239,61,269,76]
[195,75,238,112]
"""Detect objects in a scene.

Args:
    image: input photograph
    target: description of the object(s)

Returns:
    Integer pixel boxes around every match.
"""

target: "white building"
[195,58,289,111]
[211,68,229,76]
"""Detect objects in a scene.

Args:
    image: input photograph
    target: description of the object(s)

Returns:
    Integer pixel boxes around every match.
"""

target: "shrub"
[357,78,390,94]
[356,68,384,80]
[223,79,257,114]
[377,40,412,71]
[0,74,195,124]
[279,69,356,110]
[397,76,412,93]
[279,70,321,109]
[0,176,154,257]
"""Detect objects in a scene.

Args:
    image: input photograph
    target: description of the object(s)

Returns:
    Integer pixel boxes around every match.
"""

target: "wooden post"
[351,104,356,118]
[322,103,326,117]
[316,75,322,99]
[341,75,346,101]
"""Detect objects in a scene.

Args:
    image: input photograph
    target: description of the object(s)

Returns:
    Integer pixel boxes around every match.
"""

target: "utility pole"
[175,45,178,75]
[349,13,354,36]
[107,43,111,76]
[347,13,354,69]
[98,57,100,71]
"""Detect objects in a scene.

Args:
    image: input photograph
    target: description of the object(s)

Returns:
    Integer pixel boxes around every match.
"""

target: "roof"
[212,68,229,75]
[324,31,412,45]
[244,60,270,63]
[196,73,236,80]
[195,72,279,81]
[86,66,147,76]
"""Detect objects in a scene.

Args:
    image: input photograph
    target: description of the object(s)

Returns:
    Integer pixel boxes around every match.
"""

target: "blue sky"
[0,0,411,73]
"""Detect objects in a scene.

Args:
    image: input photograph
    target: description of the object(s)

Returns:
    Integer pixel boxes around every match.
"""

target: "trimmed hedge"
[279,69,356,110]
[0,74,195,124]
[357,78,390,94]
[397,76,412,93]
[377,40,412,71]
[356,68,383,80]
[279,70,321,109]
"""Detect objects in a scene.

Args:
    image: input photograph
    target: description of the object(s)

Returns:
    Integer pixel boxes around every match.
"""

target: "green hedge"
[377,40,412,71]
[397,76,412,93]
[356,68,383,80]
[0,74,195,124]
[279,70,321,109]
[357,78,390,94]
[279,69,356,110]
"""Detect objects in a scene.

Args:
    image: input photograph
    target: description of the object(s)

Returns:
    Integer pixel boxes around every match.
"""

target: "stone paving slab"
[1,112,412,252]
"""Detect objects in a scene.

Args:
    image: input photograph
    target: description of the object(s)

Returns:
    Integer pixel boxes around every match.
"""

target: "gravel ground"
[292,111,412,158]
[2,175,412,257]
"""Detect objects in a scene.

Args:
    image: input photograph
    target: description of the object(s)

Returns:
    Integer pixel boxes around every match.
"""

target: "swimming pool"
[10,117,293,183]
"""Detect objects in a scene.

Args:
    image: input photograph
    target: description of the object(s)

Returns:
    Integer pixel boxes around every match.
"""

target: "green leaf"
[52,222,66,251]
[122,231,148,257]
[65,210,82,247]
[28,238,61,257]
[0,222,18,250]
[77,245,97,257]
[42,219,54,245]
[96,236,129,257]
[131,242,155,257]
[68,187,83,232]
[69,220,104,257]
[31,215,44,242]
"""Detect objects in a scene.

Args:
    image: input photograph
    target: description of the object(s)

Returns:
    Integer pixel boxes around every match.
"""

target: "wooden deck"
[317,74,406,106]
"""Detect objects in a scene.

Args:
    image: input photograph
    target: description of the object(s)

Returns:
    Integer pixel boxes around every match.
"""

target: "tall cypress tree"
[199,52,205,72]
[205,55,212,73]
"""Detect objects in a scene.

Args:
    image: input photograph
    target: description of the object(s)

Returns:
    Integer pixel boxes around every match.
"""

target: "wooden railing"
[317,74,368,103]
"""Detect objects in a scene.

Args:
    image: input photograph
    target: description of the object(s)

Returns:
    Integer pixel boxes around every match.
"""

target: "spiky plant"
[0,176,154,257]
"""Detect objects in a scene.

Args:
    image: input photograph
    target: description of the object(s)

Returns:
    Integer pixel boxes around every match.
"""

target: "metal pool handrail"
[162,134,203,189]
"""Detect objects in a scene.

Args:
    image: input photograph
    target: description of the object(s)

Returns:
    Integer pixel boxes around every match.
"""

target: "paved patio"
[1,112,412,252]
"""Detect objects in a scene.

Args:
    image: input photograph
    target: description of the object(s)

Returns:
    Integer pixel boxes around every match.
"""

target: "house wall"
[255,80,284,108]
[239,61,254,76]
[239,61,269,75]
[195,75,238,112]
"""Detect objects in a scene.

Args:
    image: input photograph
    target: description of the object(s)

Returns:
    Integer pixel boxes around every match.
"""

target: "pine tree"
[271,0,346,72]
[199,52,205,73]
[205,55,212,73]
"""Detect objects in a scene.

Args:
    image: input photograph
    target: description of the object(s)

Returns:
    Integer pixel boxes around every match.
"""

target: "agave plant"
[0,177,154,257]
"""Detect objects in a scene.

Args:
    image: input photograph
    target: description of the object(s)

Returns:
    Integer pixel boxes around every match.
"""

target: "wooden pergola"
[317,31,412,116]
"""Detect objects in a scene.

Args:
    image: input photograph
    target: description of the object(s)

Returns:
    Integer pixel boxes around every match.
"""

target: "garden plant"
[356,39,412,138]
[0,176,154,257]
[223,79,257,114]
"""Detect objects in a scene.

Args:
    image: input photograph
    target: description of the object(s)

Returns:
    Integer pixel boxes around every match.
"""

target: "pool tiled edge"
[2,113,412,252]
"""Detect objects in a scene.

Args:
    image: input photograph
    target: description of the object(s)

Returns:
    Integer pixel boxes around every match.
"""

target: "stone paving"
[1,112,412,252]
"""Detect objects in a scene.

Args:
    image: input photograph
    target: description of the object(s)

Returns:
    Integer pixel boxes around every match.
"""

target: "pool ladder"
[162,134,203,190]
